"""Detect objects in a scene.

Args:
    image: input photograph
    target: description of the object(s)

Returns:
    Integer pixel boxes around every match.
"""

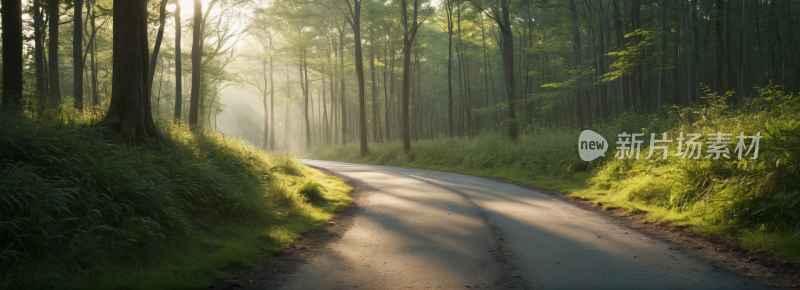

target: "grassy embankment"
[0,110,351,289]
[309,84,800,262]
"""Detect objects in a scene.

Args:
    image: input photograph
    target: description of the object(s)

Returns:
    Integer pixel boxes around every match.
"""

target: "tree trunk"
[34,0,45,105]
[371,51,379,143]
[100,0,156,141]
[1,0,21,109]
[285,63,291,152]
[72,0,84,110]
[303,49,311,152]
[446,0,454,138]
[346,1,368,155]
[270,37,275,150]
[89,0,98,106]
[569,0,583,129]
[148,0,169,101]
[47,1,61,108]
[499,0,518,140]
[401,0,420,152]
[714,0,726,94]
[339,20,347,146]
[189,0,203,126]
[174,0,182,121]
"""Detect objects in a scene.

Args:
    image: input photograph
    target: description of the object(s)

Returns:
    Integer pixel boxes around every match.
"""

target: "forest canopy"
[1,0,798,151]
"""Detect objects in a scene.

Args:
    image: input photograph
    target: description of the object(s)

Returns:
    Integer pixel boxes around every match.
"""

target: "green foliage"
[0,110,351,289]
[599,29,665,83]
[298,181,325,204]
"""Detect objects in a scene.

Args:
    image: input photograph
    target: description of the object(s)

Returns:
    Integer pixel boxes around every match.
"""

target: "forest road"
[273,159,767,290]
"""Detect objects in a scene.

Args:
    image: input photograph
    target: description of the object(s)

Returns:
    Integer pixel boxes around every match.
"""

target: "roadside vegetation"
[0,109,351,290]
[309,83,800,262]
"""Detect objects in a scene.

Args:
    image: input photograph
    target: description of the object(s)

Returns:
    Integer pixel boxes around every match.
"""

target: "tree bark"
[189,0,203,126]
[100,0,156,141]
[174,0,182,121]
[401,0,420,152]
[370,51,379,143]
[88,0,99,106]
[338,20,347,146]
[148,0,169,101]
[345,0,368,155]
[2,0,22,109]
[73,0,84,110]
[446,0,454,138]
[34,0,45,105]
[47,1,61,108]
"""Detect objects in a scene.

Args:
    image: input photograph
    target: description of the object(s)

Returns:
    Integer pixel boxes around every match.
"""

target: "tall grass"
[309,82,800,261]
[0,106,351,289]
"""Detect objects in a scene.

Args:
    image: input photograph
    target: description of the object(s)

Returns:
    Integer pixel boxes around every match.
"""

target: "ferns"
[0,111,324,287]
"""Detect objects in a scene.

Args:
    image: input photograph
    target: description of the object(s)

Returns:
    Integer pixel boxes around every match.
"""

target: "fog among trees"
[3,0,798,154]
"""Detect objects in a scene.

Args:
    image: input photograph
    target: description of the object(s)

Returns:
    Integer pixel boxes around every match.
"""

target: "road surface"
[275,160,766,290]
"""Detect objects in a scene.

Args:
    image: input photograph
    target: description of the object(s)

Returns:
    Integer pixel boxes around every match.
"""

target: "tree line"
[2,0,796,153]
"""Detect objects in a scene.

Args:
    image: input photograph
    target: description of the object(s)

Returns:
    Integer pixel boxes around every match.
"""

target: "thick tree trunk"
[100,0,156,141]
[47,1,61,108]
[189,0,203,126]
[2,0,22,109]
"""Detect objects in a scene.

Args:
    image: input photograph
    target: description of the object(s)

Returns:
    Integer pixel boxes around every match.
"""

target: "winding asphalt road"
[277,160,766,290]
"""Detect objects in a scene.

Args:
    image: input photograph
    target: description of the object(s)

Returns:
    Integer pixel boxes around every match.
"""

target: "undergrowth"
[0,107,351,289]
[309,82,800,262]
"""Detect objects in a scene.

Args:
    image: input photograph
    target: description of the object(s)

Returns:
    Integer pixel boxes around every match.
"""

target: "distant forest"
[2,0,798,154]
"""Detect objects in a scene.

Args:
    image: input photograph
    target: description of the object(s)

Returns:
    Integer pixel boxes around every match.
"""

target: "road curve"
[276,160,765,290]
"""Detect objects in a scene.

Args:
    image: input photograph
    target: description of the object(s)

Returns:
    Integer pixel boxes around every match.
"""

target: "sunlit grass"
[0,106,351,289]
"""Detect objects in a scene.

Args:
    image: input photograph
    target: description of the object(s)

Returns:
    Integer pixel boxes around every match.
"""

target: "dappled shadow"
[290,160,763,290]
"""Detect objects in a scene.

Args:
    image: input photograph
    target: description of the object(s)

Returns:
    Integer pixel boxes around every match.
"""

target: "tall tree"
[47,0,61,108]
[189,0,203,126]
[73,0,83,110]
[148,0,169,99]
[2,0,22,109]
[470,0,518,140]
[400,0,422,152]
[445,0,454,138]
[34,0,45,104]
[344,0,369,156]
[100,0,156,140]
[174,0,182,121]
